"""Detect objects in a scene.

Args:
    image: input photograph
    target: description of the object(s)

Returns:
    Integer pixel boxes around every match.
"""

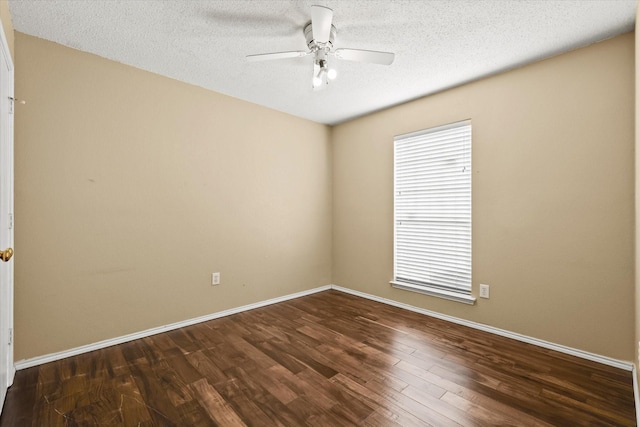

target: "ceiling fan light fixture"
[312,61,324,88]
[327,68,337,80]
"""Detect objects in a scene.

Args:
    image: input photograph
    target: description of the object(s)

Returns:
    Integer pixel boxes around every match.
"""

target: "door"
[0,17,14,414]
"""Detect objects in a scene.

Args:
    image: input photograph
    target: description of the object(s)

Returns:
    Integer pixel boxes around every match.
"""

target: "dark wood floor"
[0,290,635,426]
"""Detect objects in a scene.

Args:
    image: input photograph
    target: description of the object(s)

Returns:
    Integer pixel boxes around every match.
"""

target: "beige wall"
[0,0,13,60]
[14,33,332,360]
[12,29,636,363]
[333,33,635,361]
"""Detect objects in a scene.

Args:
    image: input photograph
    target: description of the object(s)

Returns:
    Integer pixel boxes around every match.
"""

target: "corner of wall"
[328,124,337,284]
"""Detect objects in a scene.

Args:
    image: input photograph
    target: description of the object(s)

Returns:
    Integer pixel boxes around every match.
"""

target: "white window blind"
[394,120,472,295]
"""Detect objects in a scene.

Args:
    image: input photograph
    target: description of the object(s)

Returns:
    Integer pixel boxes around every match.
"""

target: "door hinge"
[8,213,13,229]
[8,328,12,346]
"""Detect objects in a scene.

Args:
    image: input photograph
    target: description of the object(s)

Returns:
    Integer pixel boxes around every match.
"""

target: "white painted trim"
[14,285,331,370]
[14,283,633,374]
[0,14,14,418]
[330,285,634,371]
[633,365,640,425]
[390,280,476,305]
[0,18,11,68]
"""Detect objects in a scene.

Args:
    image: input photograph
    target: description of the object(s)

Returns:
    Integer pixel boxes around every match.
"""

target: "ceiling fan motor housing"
[304,22,337,51]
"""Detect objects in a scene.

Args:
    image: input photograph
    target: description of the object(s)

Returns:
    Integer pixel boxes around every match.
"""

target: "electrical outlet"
[212,272,220,286]
[479,284,490,299]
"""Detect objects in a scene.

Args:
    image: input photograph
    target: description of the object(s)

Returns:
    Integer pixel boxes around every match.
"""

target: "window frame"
[391,120,475,305]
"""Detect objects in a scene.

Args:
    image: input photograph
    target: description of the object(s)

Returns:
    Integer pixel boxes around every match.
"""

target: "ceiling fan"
[246,5,395,90]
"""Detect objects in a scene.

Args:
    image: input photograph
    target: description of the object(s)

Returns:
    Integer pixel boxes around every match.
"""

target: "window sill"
[390,281,476,305]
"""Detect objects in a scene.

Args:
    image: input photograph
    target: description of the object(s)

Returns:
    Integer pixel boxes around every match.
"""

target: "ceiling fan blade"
[246,51,309,62]
[311,5,333,43]
[334,48,395,65]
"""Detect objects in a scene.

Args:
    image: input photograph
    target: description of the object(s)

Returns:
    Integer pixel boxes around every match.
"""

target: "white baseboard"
[14,283,634,374]
[330,284,634,372]
[14,285,331,370]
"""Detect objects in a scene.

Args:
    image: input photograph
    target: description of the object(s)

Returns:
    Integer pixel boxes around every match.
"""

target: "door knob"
[0,248,13,262]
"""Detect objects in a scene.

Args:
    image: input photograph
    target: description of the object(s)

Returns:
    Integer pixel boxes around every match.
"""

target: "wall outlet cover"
[479,284,490,299]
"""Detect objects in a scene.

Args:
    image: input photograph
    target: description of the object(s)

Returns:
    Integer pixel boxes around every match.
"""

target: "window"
[392,120,474,304]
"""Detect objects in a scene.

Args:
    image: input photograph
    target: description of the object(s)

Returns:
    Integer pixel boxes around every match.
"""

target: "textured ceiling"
[8,0,637,125]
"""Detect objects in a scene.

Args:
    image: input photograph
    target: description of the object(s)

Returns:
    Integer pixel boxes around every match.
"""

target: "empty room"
[0,0,639,425]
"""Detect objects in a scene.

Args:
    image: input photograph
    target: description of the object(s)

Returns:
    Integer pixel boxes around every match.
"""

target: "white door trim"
[0,14,14,415]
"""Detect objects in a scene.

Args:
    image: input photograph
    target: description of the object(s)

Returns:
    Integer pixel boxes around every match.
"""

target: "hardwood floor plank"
[361,409,405,427]
[226,366,304,427]
[190,378,246,426]
[540,387,636,426]
[227,337,279,371]
[440,390,539,426]
[384,386,463,426]
[215,377,282,426]
[174,399,215,427]
[115,375,154,426]
[1,290,635,426]
[284,397,338,426]
[249,335,338,379]
[297,368,375,424]
[238,364,298,405]
[128,359,183,425]
[246,340,308,375]
[165,329,201,355]
[161,348,203,385]
[330,373,438,427]
[104,346,132,378]
[418,368,554,427]
[149,359,193,407]
[0,384,36,427]
[184,349,229,386]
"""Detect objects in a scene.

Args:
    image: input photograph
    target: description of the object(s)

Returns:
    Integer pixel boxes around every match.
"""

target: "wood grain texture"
[0,290,635,426]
